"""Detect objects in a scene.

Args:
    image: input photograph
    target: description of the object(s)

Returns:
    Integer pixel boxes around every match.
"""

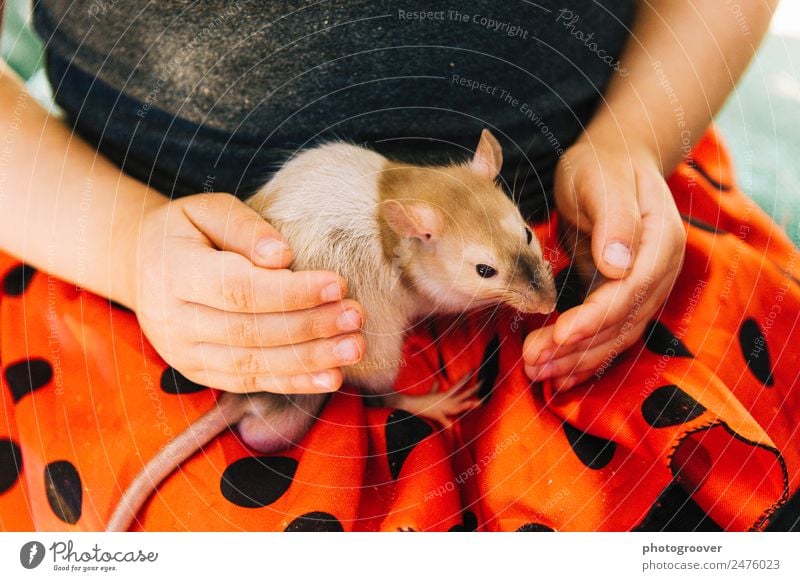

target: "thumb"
[182,193,293,268]
[583,171,642,279]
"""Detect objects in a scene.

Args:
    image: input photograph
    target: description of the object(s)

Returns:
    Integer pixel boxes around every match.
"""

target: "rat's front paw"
[384,372,482,428]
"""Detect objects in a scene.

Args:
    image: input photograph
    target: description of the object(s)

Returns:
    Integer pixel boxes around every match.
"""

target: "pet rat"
[106,129,557,531]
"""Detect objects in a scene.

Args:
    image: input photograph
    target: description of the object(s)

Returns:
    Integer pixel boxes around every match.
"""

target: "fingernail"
[311,372,335,391]
[603,241,632,270]
[336,309,362,331]
[255,238,287,261]
[334,337,360,362]
[321,282,343,302]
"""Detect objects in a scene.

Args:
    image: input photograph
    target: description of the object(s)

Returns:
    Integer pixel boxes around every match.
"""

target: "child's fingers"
[172,247,347,313]
[551,370,597,393]
[527,322,631,369]
[526,340,617,383]
[180,192,293,269]
[555,147,642,280]
[552,256,675,346]
[523,325,558,365]
[196,332,365,379]
[527,318,649,382]
[580,165,642,280]
[195,368,345,395]
[552,171,685,347]
[186,299,364,347]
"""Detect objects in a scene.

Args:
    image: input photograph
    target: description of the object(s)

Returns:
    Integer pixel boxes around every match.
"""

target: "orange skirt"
[1,127,798,531]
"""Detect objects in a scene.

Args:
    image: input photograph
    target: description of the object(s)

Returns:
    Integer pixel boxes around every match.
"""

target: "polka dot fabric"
[0,128,798,531]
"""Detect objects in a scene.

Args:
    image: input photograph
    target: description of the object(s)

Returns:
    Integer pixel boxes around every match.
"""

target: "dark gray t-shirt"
[34,0,635,218]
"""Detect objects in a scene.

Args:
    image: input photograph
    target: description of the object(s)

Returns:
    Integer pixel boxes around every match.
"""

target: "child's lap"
[1,128,799,531]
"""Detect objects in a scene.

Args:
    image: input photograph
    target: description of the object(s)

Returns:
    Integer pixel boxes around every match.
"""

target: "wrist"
[579,103,697,174]
[109,184,169,311]
[573,115,662,169]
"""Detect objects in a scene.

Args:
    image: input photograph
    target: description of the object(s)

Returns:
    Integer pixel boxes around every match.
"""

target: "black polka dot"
[385,410,433,480]
[738,318,775,386]
[448,524,465,531]
[5,358,53,403]
[285,511,343,532]
[2,264,36,296]
[44,460,82,524]
[160,367,208,395]
[0,438,23,493]
[641,385,707,428]
[463,510,478,531]
[450,510,479,531]
[634,482,723,531]
[554,266,585,313]
[681,214,726,234]
[220,456,297,508]
[644,321,694,358]
[562,422,616,470]
[107,299,134,315]
[766,488,800,531]
[477,333,501,402]
[516,523,555,532]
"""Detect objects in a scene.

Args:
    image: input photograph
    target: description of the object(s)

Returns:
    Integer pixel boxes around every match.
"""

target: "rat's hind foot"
[383,371,482,428]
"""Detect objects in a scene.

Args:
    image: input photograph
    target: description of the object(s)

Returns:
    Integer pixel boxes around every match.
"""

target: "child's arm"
[0,62,364,394]
[524,0,778,390]
[586,0,777,173]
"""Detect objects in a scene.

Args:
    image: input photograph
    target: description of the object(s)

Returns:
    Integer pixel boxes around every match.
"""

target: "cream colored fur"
[247,143,423,393]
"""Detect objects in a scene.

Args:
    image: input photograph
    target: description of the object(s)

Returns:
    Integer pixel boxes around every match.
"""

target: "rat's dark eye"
[476,264,497,278]
[525,228,533,245]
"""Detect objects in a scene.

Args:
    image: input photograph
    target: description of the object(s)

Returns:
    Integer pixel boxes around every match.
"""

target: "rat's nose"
[525,292,556,315]
[513,255,557,314]
[526,266,557,314]
[520,281,556,315]
[540,296,557,314]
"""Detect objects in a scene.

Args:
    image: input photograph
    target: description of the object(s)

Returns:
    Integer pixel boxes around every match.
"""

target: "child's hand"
[523,136,686,391]
[130,193,366,394]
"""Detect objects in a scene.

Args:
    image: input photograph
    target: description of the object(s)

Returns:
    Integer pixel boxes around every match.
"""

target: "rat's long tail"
[106,394,247,532]
[106,392,328,532]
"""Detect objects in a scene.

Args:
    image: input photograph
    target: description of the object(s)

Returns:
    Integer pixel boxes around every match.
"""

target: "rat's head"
[379,129,557,315]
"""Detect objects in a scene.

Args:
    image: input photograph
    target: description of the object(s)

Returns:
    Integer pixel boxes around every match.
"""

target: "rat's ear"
[381,200,441,241]
[469,129,503,180]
